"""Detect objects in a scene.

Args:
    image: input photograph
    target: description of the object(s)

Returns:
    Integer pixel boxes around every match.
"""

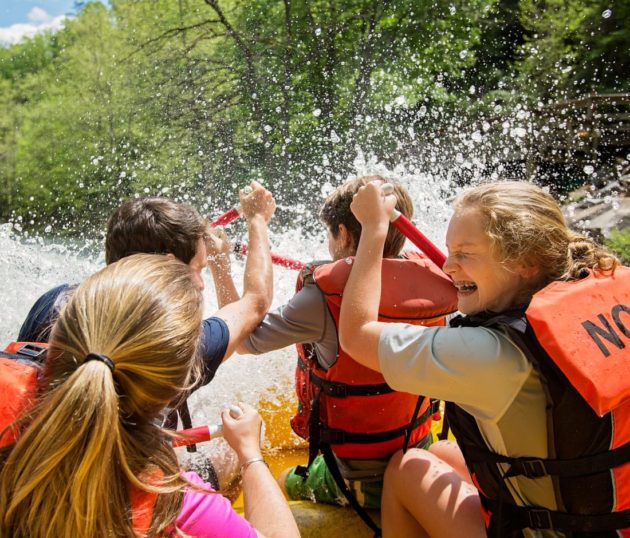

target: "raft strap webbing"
[164,400,197,453]
[321,445,382,538]
[463,441,630,478]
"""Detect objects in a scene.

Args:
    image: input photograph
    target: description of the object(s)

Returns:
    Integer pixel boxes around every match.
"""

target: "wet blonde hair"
[0,254,203,538]
[454,181,618,293]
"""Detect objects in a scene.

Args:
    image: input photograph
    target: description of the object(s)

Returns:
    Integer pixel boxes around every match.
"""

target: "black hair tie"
[84,353,115,373]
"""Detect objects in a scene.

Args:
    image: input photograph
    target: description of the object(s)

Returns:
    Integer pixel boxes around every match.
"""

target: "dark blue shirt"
[18,284,228,386]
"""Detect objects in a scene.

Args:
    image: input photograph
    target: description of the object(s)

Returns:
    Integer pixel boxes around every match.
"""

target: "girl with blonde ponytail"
[338,180,629,538]
[0,254,299,538]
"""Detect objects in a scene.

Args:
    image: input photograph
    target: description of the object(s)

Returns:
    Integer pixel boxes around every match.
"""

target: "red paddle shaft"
[380,184,447,269]
[390,211,446,268]
[210,207,240,227]
[234,242,305,271]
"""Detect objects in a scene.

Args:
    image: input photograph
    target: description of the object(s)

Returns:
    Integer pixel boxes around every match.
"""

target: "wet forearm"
[208,256,239,308]
[243,215,273,312]
[339,224,388,371]
[242,462,300,538]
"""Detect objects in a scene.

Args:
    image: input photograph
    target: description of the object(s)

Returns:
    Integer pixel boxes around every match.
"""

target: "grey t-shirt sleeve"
[378,323,532,422]
[243,282,330,355]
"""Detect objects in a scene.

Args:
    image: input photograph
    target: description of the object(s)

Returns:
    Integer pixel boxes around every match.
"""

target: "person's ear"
[515,259,541,280]
[338,224,354,251]
[165,253,176,261]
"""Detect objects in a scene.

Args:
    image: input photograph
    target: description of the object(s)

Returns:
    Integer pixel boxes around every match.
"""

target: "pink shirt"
[176,471,257,538]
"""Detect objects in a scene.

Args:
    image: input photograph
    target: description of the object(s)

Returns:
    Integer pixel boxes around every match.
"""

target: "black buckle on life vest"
[18,344,47,360]
[528,509,553,530]
[518,459,547,478]
[322,429,346,445]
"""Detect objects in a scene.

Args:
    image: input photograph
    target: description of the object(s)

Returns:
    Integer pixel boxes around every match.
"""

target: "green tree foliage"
[517,0,630,100]
[0,0,628,233]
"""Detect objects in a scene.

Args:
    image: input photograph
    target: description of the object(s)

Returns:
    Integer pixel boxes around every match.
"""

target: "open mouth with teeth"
[455,282,478,295]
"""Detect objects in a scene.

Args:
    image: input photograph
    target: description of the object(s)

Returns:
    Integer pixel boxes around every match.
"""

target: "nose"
[442,254,456,276]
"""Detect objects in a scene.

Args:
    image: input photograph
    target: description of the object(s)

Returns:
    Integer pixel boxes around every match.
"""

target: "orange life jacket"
[447,267,630,536]
[0,342,46,448]
[0,342,162,537]
[291,252,458,460]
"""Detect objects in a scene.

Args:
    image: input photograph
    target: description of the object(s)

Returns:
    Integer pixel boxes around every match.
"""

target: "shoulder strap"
[0,343,47,366]
[463,441,630,479]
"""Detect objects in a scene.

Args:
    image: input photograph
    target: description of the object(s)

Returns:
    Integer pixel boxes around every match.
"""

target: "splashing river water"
[0,161,458,468]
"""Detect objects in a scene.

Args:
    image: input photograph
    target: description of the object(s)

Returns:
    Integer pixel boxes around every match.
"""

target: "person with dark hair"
[238,176,456,529]
[16,183,276,490]
[19,182,275,386]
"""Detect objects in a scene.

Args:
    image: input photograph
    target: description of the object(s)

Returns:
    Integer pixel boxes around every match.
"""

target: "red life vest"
[0,342,163,537]
[291,252,458,460]
[446,267,630,537]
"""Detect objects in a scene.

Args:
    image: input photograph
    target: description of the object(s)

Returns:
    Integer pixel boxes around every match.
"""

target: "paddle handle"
[172,424,221,447]
[172,405,244,448]
[209,186,253,227]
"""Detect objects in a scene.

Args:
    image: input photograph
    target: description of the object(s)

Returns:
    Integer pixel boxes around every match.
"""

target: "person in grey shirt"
[239,176,456,516]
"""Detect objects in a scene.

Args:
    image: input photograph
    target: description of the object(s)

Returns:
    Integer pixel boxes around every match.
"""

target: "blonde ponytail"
[0,254,203,537]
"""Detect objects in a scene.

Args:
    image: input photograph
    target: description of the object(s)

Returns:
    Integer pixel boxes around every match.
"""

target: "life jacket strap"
[484,496,630,533]
[295,390,323,479]
[310,371,394,398]
[296,356,395,398]
[464,440,630,479]
[0,343,47,365]
[319,407,435,446]
[403,396,439,453]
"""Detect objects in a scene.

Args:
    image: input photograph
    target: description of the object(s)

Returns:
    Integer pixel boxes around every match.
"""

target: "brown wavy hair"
[320,175,414,257]
[0,254,203,537]
[454,181,618,293]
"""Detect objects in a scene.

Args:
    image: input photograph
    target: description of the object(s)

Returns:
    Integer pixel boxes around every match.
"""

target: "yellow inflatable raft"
[231,395,449,537]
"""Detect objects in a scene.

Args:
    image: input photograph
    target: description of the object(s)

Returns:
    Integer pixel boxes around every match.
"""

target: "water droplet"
[459,49,468,59]
[583,165,595,175]
[315,27,322,36]
[264,124,272,132]
[469,85,476,95]
[471,131,482,143]
[313,108,322,117]
[510,127,527,138]
[602,9,612,18]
